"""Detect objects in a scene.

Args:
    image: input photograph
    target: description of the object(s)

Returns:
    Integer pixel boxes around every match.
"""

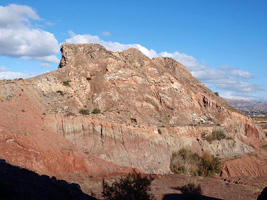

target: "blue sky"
[0,0,266,101]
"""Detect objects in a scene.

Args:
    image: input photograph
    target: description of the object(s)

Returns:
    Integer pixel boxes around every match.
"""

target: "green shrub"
[79,109,90,115]
[102,171,155,200]
[214,92,219,96]
[63,81,70,87]
[92,108,101,114]
[179,182,202,200]
[203,130,226,143]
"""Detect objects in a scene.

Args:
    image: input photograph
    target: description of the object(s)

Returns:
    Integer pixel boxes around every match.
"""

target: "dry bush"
[170,148,200,176]
[102,171,155,200]
[202,130,226,143]
[179,182,202,200]
[170,149,221,177]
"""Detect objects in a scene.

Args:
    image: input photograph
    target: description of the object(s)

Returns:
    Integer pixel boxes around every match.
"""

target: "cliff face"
[0,44,266,178]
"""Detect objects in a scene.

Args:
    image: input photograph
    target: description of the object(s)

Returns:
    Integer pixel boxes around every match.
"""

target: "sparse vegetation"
[202,130,226,143]
[260,144,267,150]
[158,129,162,134]
[214,92,219,96]
[199,152,221,177]
[170,148,200,176]
[65,112,76,117]
[63,80,71,87]
[102,171,155,200]
[170,148,221,177]
[92,108,101,114]
[79,109,90,115]
[179,182,202,200]
[130,118,137,123]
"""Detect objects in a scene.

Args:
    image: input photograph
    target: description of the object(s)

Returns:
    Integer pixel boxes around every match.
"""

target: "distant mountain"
[225,99,267,111]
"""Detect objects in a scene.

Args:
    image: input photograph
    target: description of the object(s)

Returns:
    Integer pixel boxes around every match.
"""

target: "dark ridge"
[0,159,96,200]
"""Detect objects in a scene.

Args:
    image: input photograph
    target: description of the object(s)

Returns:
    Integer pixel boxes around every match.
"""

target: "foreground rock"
[0,159,96,200]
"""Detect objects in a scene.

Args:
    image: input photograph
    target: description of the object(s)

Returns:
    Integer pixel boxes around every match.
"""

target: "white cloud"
[0,71,36,80]
[230,69,253,79]
[65,32,158,58]
[65,32,264,100]
[102,31,111,36]
[68,30,76,37]
[158,51,199,70]
[22,55,59,63]
[0,4,39,28]
[0,4,59,63]
[0,66,9,72]
[40,63,52,68]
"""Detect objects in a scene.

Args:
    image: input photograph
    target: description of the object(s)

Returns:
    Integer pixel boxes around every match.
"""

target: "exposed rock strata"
[0,43,266,178]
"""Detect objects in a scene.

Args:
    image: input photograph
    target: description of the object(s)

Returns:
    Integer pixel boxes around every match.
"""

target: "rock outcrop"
[0,43,266,179]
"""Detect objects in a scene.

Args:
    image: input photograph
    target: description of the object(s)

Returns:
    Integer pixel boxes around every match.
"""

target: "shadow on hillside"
[162,193,222,200]
[0,159,96,200]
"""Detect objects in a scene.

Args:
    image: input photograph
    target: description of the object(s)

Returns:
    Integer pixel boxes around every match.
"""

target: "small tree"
[102,171,155,200]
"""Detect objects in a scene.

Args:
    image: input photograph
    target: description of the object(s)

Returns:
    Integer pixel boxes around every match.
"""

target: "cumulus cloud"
[65,32,158,58]
[21,55,59,63]
[0,4,59,63]
[0,71,36,80]
[0,64,36,80]
[65,32,264,100]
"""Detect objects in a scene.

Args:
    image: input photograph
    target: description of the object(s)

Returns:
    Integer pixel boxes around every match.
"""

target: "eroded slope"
[0,43,266,176]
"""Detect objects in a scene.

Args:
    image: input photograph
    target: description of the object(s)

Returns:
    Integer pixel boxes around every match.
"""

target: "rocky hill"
[0,44,266,198]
